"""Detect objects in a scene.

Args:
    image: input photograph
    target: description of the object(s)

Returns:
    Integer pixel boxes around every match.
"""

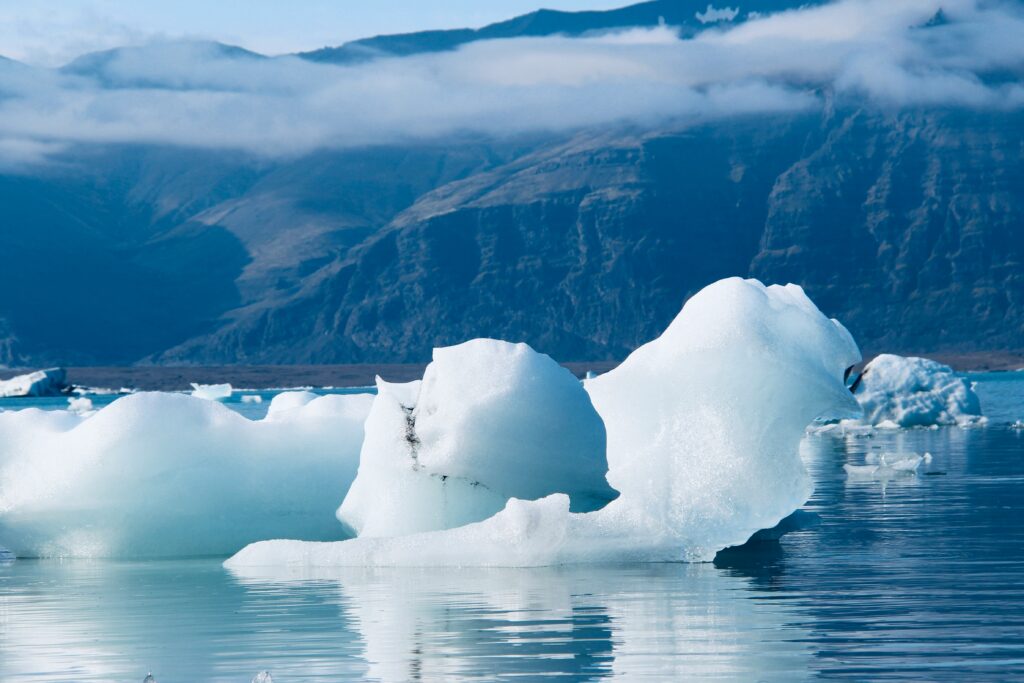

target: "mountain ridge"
[0,0,1020,366]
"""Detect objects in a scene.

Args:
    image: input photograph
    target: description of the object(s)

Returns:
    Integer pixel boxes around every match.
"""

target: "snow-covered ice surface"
[228,278,862,569]
[0,391,373,558]
[337,340,616,537]
[853,354,984,428]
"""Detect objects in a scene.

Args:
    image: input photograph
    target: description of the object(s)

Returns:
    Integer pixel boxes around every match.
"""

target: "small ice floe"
[844,452,930,477]
[190,383,233,401]
[264,391,319,419]
[851,354,984,428]
[1012,420,1024,430]
[67,396,94,414]
[807,419,875,437]
[252,673,273,683]
[0,368,68,398]
[74,386,128,396]
[241,395,263,404]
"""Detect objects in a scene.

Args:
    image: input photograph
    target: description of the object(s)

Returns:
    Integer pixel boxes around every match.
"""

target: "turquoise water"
[0,376,1023,681]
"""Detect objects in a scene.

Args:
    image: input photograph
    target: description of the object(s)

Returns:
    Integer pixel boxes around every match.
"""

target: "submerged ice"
[228,278,862,568]
[338,340,616,537]
[0,391,373,558]
[853,354,984,427]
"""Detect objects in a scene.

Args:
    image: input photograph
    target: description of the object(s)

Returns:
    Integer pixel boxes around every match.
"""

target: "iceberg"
[0,368,68,398]
[228,278,861,568]
[0,391,373,558]
[191,382,233,401]
[843,452,930,477]
[264,390,320,418]
[337,340,616,537]
[67,396,94,414]
[852,354,984,427]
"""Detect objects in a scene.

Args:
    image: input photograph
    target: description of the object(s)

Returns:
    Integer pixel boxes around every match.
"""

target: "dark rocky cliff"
[146,108,1024,363]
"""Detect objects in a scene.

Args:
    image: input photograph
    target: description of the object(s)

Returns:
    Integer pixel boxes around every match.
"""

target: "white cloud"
[0,0,1020,165]
[696,5,740,25]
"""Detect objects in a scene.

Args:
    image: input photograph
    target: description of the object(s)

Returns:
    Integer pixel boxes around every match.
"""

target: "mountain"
[60,41,266,89]
[299,0,814,64]
[151,108,1024,364]
[0,1,1021,367]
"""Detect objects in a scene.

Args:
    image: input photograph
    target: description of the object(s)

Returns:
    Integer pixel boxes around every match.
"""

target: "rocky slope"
[152,108,1024,363]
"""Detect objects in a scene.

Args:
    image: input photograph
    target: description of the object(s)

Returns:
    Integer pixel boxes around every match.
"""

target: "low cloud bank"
[0,0,1021,164]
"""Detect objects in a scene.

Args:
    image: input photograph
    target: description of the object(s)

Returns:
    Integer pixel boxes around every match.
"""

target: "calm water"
[0,376,1022,681]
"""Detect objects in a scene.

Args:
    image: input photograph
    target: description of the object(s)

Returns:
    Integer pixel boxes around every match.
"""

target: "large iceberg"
[852,354,984,427]
[0,368,68,398]
[228,278,861,568]
[0,391,373,558]
[337,340,616,537]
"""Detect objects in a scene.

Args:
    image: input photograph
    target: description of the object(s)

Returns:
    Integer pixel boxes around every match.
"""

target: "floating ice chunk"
[67,396,94,414]
[807,418,874,437]
[241,395,263,404]
[0,368,67,398]
[852,354,984,427]
[1012,420,1024,430]
[252,673,273,683]
[337,340,616,537]
[0,391,373,558]
[265,391,319,419]
[844,452,924,478]
[584,278,862,560]
[229,278,861,568]
[190,383,232,401]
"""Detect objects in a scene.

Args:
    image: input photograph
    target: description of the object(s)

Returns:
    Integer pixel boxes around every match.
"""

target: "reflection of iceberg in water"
[3,559,811,681]
[229,563,812,682]
[0,560,368,682]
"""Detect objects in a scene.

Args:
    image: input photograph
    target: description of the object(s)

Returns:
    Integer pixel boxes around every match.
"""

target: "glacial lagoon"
[0,374,1022,681]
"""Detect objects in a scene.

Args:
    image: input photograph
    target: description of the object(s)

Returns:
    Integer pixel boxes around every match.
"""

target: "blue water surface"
[0,375,1022,681]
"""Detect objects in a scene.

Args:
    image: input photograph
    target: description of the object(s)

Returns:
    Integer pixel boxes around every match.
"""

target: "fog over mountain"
[0,0,1022,365]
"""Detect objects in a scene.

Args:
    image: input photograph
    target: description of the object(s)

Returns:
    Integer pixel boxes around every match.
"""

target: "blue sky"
[0,0,631,66]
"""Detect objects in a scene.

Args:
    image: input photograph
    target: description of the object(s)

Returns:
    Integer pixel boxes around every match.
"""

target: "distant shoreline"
[2,352,1022,392]
[0,362,623,392]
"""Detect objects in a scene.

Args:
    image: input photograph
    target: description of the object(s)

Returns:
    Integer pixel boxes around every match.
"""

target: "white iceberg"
[228,278,861,569]
[66,396,94,414]
[0,391,373,558]
[843,452,930,478]
[852,354,984,427]
[0,368,68,398]
[190,382,233,401]
[337,340,616,537]
[264,390,320,418]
